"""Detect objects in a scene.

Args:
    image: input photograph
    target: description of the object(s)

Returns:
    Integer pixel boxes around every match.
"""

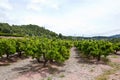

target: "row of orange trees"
[74,40,120,61]
[0,37,72,66]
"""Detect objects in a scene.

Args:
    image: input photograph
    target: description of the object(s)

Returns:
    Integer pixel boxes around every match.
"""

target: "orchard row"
[0,38,72,66]
[0,38,120,66]
[74,40,120,61]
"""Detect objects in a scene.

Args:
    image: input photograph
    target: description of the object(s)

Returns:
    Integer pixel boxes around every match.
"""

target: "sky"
[0,0,120,37]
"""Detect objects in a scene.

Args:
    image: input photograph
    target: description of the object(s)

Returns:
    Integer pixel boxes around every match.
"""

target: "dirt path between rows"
[0,47,112,80]
[0,58,32,80]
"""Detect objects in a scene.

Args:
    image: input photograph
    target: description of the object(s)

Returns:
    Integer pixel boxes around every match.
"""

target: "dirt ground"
[0,47,119,80]
[108,54,120,80]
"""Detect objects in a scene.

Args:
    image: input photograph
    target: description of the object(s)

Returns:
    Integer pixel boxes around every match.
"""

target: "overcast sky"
[0,0,120,36]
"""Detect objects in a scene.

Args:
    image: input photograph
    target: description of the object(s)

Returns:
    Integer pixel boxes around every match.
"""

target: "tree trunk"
[97,53,101,61]
[114,50,117,54]
[50,59,54,63]
[36,58,40,63]
[0,55,3,58]
[18,52,22,58]
[6,53,9,59]
[43,60,48,67]
[43,53,48,67]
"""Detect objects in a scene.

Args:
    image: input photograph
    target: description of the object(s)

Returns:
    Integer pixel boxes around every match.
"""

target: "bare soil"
[0,36,22,39]
[108,54,120,80]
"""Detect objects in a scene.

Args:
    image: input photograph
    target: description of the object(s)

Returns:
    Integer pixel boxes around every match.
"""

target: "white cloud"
[0,0,13,10]
[22,0,120,36]
[27,3,42,11]
[27,0,60,11]
[0,0,14,24]
[1,0,120,36]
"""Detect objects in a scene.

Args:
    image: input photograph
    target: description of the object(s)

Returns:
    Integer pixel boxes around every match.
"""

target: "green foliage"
[110,38,120,43]
[74,40,114,61]
[0,38,16,58]
[16,39,26,52]
[0,37,71,66]
[19,38,72,66]
[113,42,120,53]
[15,38,27,57]
[109,38,120,54]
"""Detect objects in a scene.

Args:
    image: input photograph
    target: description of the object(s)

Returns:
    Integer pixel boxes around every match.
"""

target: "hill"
[110,34,120,38]
[0,23,58,38]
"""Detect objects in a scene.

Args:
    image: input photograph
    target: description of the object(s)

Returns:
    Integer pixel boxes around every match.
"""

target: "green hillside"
[0,23,58,37]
